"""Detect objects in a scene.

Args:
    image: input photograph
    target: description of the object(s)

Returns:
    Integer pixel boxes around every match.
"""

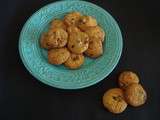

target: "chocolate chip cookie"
[125,83,147,107]
[85,38,103,58]
[119,71,140,89]
[48,48,70,65]
[64,12,81,26]
[78,16,97,31]
[85,26,105,42]
[64,53,84,69]
[46,28,68,48]
[103,88,128,114]
[68,31,89,54]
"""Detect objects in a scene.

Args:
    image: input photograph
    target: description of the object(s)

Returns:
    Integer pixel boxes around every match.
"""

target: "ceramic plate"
[19,0,123,89]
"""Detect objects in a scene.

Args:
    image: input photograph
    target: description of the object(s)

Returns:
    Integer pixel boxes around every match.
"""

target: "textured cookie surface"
[48,48,70,65]
[103,88,127,114]
[50,19,66,30]
[125,83,147,107]
[85,38,103,58]
[68,31,89,54]
[64,53,84,69]
[78,16,97,31]
[119,71,139,89]
[64,12,81,26]
[85,26,105,42]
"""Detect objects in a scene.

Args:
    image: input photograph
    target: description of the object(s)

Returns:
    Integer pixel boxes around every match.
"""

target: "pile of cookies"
[40,12,105,69]
[103,71,147,114]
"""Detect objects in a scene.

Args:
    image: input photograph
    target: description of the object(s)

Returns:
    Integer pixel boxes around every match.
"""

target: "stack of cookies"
[40,12,105,69]
[103,71,147,114]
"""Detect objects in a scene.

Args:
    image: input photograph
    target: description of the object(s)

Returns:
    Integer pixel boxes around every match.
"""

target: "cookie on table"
[64,53,84,69]
[85,26,105,42]
[103,88,128,114]
[118,71,139,89]
[64,12,81,26]
[48,48,70,65]
[50,19,66,30]
[85,38,103,58]
[78,16,97,31]
[46,28,68,48]
[125,83,147,107]
[68,31,89,54]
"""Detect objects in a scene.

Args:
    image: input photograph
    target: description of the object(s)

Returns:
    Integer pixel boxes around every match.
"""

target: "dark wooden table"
[0,0,159,119]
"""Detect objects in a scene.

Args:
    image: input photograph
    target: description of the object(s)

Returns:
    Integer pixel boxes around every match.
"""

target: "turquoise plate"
[19,0,123,89]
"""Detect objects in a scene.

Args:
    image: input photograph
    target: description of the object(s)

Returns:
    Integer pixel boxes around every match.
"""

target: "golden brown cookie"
[118,71,140,89]
[64,53,84,69]
[85,38,103,58]
[85,26,105,42]
[68,31,89,54]
[64,12,81,26]
[46,28,68,48]
[78,16,97,31]
[50,19,66,30]
[125,83,147,107]
[103,88,128,114]
[48,48,70,65]
[67,26,81,35]
[40,33,53,49]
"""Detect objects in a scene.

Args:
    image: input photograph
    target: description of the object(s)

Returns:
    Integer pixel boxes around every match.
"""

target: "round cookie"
[118,71,139,89]
[85,38,103,58]
[67,26,81,35]
[64,53,84,69]
[40,33,53,49]
[125,83,147,107]
[85,26,105,42]
[64,12,81,26]
[103,88,128,114]
[48,48,70,65]
[78,16,97,31]
[68,31,89,54]
[46,28,68,48]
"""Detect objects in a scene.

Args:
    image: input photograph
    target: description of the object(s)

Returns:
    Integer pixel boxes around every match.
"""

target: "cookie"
[41,12,106,69]
[40,33,53,49]
[46,28,68,48]
[68,31,89,54]
[67,26,81,35]
[85,38,103,58]
[78,16,97,31]
[64,12,81,26]
[103,88,128,114]
[64,53,84,69]
[118,71,140,89]
[50,19,66,30]
[85,26,105,42]
[48,48,70,65]
[125,83,147,107]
